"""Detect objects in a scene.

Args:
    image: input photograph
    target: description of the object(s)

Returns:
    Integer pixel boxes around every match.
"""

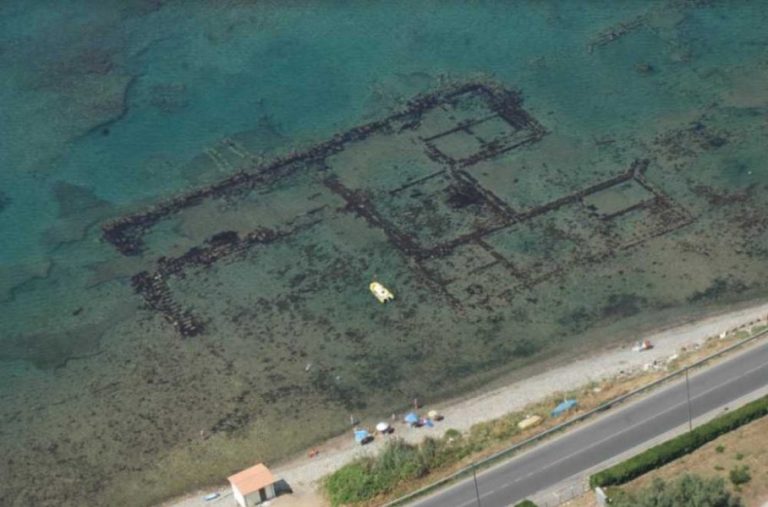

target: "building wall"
[232,487,246,507]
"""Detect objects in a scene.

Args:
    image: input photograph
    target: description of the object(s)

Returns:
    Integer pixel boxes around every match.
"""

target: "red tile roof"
[228,463,276,495]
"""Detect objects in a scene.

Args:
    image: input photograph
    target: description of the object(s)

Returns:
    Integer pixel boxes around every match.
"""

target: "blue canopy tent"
[404,412,419,426]
[551,399,577,417]
[354,429,372,444]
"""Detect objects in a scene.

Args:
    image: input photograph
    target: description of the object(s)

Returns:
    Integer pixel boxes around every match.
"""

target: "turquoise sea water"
[2,1,768,505]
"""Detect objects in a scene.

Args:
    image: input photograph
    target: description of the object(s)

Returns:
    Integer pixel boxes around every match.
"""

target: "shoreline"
[164,300,768,507]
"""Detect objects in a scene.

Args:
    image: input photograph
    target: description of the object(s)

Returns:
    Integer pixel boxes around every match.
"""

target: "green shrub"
[324,459,377,505]
[734,452,744,461]
[514,500,538,507]
[323,436,468,506]
[729,465,751,486]
[444,428,462,439]
[591,394,768,488]
[715,445,725,453]
[611,474,741,507]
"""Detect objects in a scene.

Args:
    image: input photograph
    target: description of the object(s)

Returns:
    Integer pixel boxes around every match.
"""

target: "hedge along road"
[410,339,768,507]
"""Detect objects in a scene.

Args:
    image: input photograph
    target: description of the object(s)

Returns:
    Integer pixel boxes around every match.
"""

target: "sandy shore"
[164,301,768,507]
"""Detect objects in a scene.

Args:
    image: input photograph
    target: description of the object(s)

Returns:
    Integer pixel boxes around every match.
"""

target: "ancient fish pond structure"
[104,81,702,344]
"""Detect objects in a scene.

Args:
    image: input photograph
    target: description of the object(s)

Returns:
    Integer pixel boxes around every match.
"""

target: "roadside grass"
[323,324,767,506]
[612,414,768,505]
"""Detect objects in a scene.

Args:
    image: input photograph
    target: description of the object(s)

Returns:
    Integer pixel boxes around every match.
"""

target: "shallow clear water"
[1,1,768,505]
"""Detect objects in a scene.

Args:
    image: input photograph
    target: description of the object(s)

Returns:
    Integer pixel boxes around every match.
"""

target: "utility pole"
[472,465,482,507]
[685,367,693,432]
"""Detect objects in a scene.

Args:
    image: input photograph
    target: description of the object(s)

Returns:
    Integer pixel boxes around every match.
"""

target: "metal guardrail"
[383,324,768,506]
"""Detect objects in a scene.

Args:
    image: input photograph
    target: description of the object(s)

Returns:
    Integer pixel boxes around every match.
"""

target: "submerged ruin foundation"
[103,81,693,337]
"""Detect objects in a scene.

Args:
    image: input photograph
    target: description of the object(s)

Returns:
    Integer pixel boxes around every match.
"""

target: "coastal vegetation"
[323,401,569,506]
[324,438,461,505]
[322,378,656,504]
[611,475,741,507]
[324,424,546,506]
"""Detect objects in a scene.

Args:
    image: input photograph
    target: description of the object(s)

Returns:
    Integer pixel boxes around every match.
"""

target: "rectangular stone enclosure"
[102,82,691,336]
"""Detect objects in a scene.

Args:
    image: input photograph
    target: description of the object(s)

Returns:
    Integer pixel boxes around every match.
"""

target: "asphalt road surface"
[411,339,768,507]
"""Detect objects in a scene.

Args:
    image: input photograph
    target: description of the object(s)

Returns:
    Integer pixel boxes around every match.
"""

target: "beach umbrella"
[376,422,390,433]
[427,410,439,419]
[404,412,419,425]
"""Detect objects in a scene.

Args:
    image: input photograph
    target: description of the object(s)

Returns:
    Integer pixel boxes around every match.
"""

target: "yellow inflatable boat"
[369,281,394,303]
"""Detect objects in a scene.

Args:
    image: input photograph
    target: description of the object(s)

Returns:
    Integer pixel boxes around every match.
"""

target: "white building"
[227,463,277,507]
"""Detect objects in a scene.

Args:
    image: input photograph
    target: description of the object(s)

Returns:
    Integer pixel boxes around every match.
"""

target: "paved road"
[411,339,768,507]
